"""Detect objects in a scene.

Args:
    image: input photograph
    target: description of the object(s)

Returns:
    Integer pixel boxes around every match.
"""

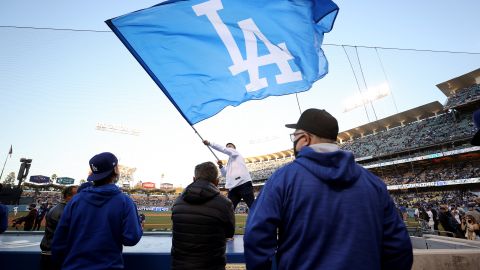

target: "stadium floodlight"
[17,158,32,188]
[96,123,141,136]
[343,82,390,113]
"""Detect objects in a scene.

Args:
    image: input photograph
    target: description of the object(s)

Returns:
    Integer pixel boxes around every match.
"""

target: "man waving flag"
[107,0,338,125]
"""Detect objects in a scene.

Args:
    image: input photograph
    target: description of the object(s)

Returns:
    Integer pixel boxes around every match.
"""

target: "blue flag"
[107,0,338,125]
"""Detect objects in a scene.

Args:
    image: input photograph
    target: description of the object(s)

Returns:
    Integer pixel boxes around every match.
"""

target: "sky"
[1,0,479,188]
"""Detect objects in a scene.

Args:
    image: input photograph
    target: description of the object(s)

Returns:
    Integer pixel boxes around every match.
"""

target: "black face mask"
[293,137,302,158]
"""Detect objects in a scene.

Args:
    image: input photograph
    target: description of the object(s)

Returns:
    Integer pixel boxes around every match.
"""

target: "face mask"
[293,137,302,157]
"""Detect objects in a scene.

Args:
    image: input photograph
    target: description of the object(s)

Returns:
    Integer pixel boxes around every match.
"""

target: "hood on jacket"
[182,179,219,204]
[81,183,121,207]
[295,147,361,186]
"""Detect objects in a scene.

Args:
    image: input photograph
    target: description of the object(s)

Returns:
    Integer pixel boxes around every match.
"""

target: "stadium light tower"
[17,158,32,188]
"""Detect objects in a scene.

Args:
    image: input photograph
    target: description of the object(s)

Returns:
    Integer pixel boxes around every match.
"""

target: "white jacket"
[209,142,252,190]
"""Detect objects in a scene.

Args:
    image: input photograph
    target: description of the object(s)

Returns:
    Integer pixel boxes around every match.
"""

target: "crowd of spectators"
[360,142,474,168]
[247,158,293,181]
[340,111,475,158]
[130,194,177,208]
[381,160,480,185]
[392,190,478,209]
[444,84,480,109]
[22,190,62,206]
[392,190,480,240]
[20,189,178,210]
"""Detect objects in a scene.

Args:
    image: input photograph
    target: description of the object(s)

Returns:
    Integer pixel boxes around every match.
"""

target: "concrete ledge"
[411,235,480,249]
[422,234,480,248]
[413,249,480,270]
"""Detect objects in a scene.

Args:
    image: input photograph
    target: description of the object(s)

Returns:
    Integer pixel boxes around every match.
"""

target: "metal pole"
[190,125,221,161]
[0,152,9,181]
[295,93,302,115]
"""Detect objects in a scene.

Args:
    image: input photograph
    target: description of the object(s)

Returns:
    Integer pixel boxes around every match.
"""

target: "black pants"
[228,181,254,210]
[34,217,43,231]
[41,253,61,270]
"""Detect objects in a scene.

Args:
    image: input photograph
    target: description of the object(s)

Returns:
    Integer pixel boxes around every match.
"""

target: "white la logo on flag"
[193,0,302,92]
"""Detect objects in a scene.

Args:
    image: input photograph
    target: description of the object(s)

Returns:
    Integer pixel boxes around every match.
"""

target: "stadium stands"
[444,84,480,109]
[340,110,475,159]
[391,190,478,209]
[130,194,177,209]
[380,160,480,185]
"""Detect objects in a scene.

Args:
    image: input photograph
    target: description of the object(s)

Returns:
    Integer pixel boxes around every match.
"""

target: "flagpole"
[295,94,302,115]
[0,151,9,181]
[190,125,221,161]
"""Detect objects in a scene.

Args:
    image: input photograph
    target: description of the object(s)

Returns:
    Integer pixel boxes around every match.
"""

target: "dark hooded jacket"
[40,201,67,252]
[244,147,413,270]
[171,179,235,270]
[51,183,142,270]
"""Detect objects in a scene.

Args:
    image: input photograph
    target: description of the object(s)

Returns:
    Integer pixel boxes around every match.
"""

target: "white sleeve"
[209,142,238,157]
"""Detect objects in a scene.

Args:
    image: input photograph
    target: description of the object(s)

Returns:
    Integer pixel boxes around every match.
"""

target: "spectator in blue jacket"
[52,152,142,269]
[244,108,413,270]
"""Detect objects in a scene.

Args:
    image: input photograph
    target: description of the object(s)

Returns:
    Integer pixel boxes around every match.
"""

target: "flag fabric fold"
[8,145,12,157]
[107,0,338,125]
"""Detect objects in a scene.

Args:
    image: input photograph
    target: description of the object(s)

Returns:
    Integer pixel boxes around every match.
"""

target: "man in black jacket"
[171,161,235,270]
[40,185,78,270]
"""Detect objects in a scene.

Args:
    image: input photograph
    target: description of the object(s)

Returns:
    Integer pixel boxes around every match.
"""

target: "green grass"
[142,212,248,234]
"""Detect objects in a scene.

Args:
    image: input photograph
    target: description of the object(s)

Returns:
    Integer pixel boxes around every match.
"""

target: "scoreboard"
[56,177,75,185]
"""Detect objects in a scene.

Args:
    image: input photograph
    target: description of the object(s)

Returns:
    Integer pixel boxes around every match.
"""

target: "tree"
[3,172,15,185]
[80,179,86,184]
